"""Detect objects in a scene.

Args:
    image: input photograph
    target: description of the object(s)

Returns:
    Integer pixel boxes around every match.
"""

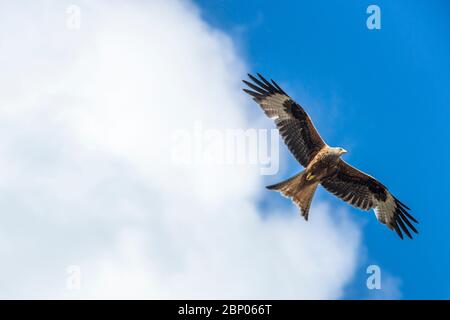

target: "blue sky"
[195,0,450,299]
[1,0,448,299]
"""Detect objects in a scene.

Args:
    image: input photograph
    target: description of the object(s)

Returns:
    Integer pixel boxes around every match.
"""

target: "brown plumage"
[243,73,418,239]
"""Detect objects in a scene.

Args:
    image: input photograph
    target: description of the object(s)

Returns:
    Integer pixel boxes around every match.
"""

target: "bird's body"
[266,146,346,221]
[305,147,345,182]
[243,73,418,239]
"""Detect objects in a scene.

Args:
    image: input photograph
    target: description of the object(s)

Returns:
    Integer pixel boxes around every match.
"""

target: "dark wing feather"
[243,73,326,167]
[321,160,418,239]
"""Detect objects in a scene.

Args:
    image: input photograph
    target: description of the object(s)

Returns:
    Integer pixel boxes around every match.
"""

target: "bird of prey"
[243,73,418,239]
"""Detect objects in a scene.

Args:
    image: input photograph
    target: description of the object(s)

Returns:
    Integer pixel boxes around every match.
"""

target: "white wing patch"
[373,193,396,229]
[259,93,291,120]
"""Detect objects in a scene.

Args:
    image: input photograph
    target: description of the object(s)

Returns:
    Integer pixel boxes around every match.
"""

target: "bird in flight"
[243,73,418,239]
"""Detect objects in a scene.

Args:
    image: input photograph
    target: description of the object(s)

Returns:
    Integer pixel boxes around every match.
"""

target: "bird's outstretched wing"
[243,73,326,168]
[321,160,419,239]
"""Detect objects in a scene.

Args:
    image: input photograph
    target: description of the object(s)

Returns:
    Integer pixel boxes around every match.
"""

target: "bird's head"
[333,147,348,156]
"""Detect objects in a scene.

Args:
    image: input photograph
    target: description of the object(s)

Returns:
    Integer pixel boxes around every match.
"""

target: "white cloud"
[366,271,402,300]
[0,0,361,298]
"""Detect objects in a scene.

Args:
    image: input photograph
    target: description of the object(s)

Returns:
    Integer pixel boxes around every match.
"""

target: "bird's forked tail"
[266,171,318,220]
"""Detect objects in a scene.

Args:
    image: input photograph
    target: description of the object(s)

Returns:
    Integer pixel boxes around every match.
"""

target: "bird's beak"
[342,149,348,154]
